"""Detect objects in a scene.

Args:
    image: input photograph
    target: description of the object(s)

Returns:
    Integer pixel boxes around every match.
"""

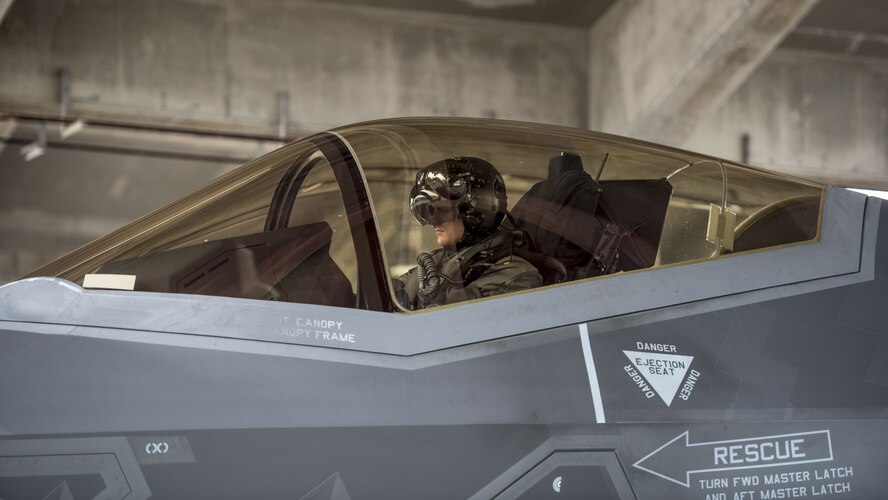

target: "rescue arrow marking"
[633,430,833,487]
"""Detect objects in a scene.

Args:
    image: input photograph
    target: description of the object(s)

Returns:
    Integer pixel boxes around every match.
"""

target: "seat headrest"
[548,152,584,179]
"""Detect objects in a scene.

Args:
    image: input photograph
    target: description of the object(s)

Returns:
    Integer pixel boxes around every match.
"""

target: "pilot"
[396,156,542,310]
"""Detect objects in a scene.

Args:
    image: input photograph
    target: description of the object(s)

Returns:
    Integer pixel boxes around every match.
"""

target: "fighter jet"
[1,117,886,499]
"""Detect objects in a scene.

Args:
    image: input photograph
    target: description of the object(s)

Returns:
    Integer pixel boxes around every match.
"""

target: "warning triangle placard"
[623,350,694,406]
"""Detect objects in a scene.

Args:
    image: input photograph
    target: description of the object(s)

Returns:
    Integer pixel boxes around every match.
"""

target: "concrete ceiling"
[306,0,888,59]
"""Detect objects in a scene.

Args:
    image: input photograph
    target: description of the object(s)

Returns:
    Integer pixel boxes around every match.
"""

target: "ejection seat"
[510,152,673,283]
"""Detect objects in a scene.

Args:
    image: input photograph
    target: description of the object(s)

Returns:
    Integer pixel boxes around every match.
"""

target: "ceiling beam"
[588,0,819,147]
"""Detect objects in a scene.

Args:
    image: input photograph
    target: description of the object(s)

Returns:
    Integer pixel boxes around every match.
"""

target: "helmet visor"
[409,189,457,225]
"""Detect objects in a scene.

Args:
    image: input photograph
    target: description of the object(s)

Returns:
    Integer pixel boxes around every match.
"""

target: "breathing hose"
[416,252,443,303]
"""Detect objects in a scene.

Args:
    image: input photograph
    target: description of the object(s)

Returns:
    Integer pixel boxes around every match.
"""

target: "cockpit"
[29,118,824,312]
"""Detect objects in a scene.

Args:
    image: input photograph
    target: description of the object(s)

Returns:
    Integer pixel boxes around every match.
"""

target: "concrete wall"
[683,49,888,187]
[0,0,589,132]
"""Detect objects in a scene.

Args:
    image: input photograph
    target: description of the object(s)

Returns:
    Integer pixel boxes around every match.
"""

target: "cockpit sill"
[0,186,875,358]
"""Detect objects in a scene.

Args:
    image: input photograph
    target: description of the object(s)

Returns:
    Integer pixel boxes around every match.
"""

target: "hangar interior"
[0,0,886,285]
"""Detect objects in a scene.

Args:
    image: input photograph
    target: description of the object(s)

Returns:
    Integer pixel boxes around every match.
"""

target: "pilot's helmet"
[409,156,507,239]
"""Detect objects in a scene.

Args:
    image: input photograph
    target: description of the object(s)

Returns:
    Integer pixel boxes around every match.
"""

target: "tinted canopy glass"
[29,118,824,312]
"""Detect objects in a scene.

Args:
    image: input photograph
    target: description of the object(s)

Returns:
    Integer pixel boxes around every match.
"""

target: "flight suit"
[397,228,543,310]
